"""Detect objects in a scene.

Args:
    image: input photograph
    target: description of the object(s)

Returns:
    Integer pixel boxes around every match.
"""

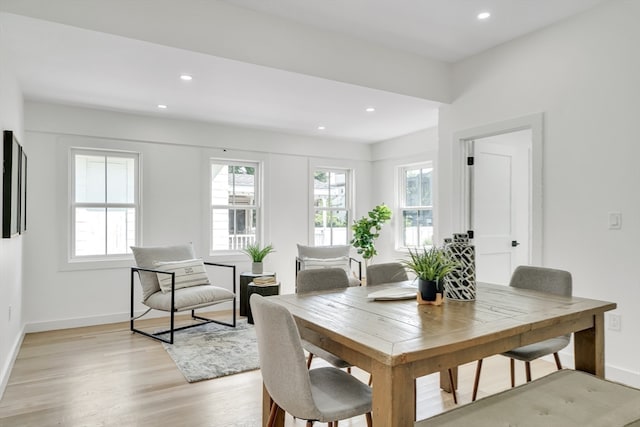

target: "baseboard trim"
[24,305,235,333]
[25,312,135,333]
[0,324,25,400]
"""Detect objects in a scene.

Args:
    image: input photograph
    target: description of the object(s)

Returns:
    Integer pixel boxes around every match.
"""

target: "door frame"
[451,113,544,266]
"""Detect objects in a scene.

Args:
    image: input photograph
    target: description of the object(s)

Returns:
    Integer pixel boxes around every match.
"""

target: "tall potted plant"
[242,242,275,274]
[350,204,392,269]
[402,246,458,305]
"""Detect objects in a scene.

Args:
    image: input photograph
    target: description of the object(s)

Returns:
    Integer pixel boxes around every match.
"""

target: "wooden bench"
[416,370,640,427]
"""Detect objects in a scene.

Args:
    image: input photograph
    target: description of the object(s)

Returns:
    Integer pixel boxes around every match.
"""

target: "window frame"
[397,161,434,250]
[209,158,262,255]
[311,167,353,246]
[69,148,140,261]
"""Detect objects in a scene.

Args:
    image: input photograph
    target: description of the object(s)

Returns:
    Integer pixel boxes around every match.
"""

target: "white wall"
[371,127,439,265]
[438,0,640,386]
[0,28,25,397]
[22,101,372,331]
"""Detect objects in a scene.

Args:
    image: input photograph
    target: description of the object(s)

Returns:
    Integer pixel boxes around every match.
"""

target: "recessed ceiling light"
[365,107,376,113]
[317,125,326,130]
[180,74,193,81]
[157,104,168,109]
[477,12,491,20]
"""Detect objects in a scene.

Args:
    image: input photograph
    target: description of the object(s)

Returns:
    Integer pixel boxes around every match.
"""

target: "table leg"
[371,361,415,425]
[574,313,605,378]
[440,366,458,392]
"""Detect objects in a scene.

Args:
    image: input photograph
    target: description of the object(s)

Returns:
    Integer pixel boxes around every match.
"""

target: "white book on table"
[367,286,417,301]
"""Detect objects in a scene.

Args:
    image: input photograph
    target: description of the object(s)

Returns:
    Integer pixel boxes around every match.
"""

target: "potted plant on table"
[242,242,275,274]
[402,246,458,306]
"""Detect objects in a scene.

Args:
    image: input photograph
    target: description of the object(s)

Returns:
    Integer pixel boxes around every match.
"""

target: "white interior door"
[469,130,531,285]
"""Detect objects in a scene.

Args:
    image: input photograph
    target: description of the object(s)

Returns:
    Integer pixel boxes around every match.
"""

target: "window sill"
[59,256,135,272]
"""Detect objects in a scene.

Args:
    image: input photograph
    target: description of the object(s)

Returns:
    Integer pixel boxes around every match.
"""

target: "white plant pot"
[252,262,263,274]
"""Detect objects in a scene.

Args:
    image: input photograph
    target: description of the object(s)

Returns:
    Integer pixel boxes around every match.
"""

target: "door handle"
[511,240,520,247]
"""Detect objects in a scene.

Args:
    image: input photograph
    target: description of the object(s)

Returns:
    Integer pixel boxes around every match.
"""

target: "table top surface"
[268,281,616,366]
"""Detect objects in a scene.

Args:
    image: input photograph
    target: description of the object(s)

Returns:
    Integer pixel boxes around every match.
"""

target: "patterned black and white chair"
[130,243,236,344]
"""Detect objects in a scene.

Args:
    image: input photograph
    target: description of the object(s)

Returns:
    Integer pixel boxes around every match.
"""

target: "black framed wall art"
[2,130,23,238]
[20,147,27,233]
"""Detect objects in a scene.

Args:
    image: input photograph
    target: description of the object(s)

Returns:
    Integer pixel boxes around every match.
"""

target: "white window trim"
[309,166,354,246]
[396,161,434,251]
[209,158,263,256]
[68,148,141,263]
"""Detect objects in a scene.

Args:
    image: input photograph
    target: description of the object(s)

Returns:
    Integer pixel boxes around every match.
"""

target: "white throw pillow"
[154,258,210,293]
[301,256,351,276]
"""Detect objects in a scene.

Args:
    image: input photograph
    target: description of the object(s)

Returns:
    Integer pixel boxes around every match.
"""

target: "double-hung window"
[71,149,139,258]
[210,160,260,252]
[399,163,433,248]
[313,168,351,246]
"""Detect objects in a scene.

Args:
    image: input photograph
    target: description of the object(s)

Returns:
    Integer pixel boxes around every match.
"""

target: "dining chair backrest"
[249,294,321,421]
[296,268,350,293]
[366,262,409,286]
[509,266,572,297]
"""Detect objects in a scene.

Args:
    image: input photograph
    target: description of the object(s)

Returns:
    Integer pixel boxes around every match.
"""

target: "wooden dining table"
[263,281,616,426]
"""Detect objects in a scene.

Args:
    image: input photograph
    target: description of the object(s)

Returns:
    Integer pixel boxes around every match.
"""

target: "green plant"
[402,246,458,292]
[241,242,275,262]
[350,204,392,262]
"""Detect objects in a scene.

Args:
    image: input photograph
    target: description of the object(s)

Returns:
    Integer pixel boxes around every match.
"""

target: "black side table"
[239,272,276,317]
[247,282,280,324]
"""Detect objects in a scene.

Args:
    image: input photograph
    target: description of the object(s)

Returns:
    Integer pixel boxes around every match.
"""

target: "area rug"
[159,320,260,383]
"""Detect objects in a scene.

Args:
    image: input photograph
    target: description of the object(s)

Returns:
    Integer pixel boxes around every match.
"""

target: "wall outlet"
[608,313,621,331]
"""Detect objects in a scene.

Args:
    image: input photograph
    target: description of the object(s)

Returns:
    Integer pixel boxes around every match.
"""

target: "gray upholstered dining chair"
[296,268,353,370]
[472,265,573,401]
[366,262,408,286]
[250,294,373,427]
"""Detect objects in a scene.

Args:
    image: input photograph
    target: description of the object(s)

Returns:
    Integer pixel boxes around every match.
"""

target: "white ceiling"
[221,0,607,62]
[0,1,607,143]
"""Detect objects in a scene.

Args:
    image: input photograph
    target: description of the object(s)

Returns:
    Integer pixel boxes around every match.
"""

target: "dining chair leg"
[553,352,563,370]
[267,401,280,427]
[510,358,516,388]
[365,412,373,427]
[448,368,458,404]
[306,353,314,369]
[305,422,313,427]
[525,361,532,382]
[472,359,483,401]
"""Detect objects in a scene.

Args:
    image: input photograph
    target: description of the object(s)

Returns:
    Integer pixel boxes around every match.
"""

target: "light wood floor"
[0,313,556,426]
